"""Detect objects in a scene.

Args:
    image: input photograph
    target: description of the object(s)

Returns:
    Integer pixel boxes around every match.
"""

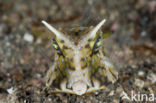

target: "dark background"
[0,0,156,102]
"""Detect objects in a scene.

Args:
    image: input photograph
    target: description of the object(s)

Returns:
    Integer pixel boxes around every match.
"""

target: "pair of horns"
[42,19,106,48]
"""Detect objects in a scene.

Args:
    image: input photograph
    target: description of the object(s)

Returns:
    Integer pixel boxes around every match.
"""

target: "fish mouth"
[72,80,87,95]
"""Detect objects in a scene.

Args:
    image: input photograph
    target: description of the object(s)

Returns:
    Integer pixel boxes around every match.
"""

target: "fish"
[42,19,118,95]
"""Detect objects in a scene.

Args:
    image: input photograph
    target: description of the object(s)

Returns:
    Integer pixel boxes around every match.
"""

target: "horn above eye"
[42,20,64,40]
[78,19,106,48]
[42,20,75,49]
[87,19,106,39]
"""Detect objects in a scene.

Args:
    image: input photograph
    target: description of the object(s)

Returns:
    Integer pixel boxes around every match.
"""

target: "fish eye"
[52,44,58,49]
[52,38,64,56]
[92,37,102,54]
[96,41,102,47]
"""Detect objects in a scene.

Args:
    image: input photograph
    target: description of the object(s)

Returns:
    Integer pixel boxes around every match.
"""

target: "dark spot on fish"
[63,45,68,49]
[88,39,92,42]
[60,40,65,43]
[75,32,79,35]
[82,64,87,69]
[69,66,75,70]
[85,44,90,48]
